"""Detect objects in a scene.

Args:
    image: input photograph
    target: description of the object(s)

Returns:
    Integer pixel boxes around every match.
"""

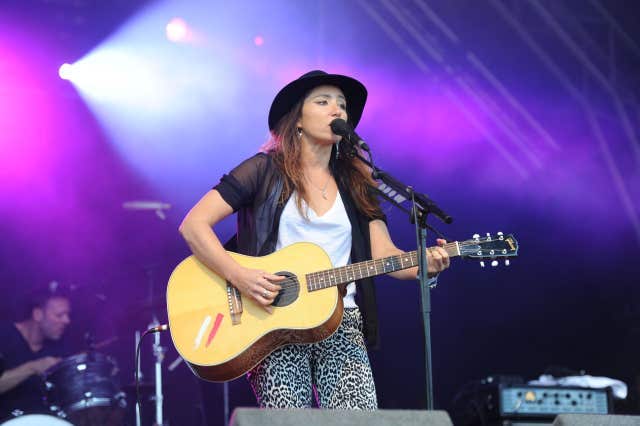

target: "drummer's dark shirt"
[0,321,64,418]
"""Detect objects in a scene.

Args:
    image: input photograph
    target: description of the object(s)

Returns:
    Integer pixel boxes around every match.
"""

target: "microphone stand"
[343,141,452,410]
[150,315,167,426]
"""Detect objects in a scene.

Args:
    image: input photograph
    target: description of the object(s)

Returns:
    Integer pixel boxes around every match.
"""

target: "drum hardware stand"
[151,317,167,426]
[135,329,143,426]
[168,356,211,425]
[134,322,169,426]
[124,200,171,425]
[135,319,169,426]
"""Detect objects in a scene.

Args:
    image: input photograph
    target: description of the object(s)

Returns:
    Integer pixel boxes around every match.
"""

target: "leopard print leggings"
[246,308,378,409]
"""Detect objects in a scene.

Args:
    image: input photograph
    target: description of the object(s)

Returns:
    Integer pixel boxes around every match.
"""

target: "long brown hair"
[262,98,382,219]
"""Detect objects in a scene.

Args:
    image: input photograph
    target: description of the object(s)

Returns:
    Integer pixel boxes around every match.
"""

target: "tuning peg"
[486,233,491,239]
[480,261,485,268]
[491,260,498,267]
[473,234,480,241]
[497,231,504,240]
[505,259,510,266]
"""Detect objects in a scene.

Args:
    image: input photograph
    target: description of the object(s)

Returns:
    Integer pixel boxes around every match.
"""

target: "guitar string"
[246,240,515,293]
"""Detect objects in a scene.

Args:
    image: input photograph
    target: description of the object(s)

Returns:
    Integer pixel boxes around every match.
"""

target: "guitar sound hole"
[271,271,299,307]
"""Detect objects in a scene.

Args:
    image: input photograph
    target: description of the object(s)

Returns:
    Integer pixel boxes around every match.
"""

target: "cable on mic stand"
[135,324,168,426]
[328,117,453,410]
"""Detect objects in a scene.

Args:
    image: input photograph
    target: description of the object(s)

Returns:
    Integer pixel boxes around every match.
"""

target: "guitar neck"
[306,242,461,291]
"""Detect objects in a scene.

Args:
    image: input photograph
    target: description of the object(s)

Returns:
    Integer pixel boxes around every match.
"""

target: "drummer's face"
[37,297,71,340]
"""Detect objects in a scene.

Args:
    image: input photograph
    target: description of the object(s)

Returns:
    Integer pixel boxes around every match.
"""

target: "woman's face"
[297,85,348,145]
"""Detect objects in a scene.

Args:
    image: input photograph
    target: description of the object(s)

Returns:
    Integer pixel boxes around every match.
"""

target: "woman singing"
[179,70,450,409]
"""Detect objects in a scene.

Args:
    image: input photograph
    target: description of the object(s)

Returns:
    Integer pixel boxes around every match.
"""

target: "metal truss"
[494,0,640,244]
[357,0,640,244]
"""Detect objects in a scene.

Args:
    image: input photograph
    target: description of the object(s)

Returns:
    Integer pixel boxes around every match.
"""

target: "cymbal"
[93,335,119,349]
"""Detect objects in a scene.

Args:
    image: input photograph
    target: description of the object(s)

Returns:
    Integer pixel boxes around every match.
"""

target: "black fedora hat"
[268,70,367,131]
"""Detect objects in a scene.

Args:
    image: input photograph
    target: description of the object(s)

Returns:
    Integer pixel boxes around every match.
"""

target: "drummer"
[0,284,71,418]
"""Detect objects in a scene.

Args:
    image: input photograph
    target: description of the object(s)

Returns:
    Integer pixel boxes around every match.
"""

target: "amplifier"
[498,385,612,419]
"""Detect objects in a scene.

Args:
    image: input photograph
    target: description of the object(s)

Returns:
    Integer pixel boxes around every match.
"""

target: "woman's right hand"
[228,266,285,314]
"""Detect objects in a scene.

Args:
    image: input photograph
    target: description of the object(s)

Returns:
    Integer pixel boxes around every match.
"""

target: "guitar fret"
[346,265,354,282]
[305,240,480,292]
[383,257,392,273]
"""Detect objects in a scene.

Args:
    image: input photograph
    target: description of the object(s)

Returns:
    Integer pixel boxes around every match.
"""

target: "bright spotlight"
[166,17,189,43]
[58,63,73,80]
[253,35,264,46]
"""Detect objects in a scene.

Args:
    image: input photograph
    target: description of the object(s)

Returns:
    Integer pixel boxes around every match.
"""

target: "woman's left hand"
[427,238,450,277]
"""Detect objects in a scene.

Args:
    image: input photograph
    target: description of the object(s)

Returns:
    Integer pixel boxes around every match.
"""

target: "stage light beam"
[58,63,73,80]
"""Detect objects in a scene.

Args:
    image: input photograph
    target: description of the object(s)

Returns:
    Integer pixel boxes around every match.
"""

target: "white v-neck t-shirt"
[276,191,357,308]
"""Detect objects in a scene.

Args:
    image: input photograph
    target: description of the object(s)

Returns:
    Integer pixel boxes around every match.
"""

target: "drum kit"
[1,318,172,426]
[1,350,126,426]
[1,201,175,426]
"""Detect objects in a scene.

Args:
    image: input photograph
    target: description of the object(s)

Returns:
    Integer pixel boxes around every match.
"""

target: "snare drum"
[44,352,125,425]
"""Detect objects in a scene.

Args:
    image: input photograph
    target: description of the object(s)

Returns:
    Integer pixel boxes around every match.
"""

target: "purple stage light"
[166,17,189,43]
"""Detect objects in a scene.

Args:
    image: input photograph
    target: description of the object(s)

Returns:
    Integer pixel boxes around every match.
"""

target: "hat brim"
[268,73,367,131]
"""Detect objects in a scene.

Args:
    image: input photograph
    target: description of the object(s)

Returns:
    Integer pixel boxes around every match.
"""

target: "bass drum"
[0,414,74,425]
[44,351,125,426]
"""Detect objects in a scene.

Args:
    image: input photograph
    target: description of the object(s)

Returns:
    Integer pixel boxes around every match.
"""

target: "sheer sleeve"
[213,153,270,212]
[367,185,388,224]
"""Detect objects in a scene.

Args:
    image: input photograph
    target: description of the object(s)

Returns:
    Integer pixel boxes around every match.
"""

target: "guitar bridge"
[226,282,243,325]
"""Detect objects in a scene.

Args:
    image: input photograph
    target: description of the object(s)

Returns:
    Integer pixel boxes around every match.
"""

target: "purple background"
[1,0,639,424]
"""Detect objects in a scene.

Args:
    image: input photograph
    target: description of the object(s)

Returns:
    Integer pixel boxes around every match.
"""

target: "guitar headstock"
[459,232,519,267]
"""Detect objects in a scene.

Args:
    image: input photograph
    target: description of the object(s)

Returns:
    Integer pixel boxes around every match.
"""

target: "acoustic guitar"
[166,233,518,382]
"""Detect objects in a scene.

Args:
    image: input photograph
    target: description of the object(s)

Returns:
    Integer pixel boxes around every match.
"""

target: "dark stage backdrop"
[1,0,639,424]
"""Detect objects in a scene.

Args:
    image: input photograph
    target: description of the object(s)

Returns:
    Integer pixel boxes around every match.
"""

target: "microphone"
[146,324,169,333]
[330,119,370,152]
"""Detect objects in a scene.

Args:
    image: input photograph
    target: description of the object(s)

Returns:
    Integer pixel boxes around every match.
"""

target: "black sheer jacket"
[214,152,384,348]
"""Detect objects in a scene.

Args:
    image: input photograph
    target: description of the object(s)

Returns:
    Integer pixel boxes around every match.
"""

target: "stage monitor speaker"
[552,414,640,425]
[229,408,454,426]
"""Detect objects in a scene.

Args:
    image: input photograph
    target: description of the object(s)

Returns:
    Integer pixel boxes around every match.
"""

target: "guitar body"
[166,242,342,382]
[166,232,519,383]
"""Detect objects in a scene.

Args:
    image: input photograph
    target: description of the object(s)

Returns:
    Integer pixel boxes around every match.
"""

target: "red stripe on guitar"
[205,313,224,348]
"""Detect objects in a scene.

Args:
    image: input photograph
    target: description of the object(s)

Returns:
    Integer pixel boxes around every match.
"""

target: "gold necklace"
[307,173,332,200]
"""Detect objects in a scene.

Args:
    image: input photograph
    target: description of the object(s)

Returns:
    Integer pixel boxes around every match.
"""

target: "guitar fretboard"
[306,243,460,291]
